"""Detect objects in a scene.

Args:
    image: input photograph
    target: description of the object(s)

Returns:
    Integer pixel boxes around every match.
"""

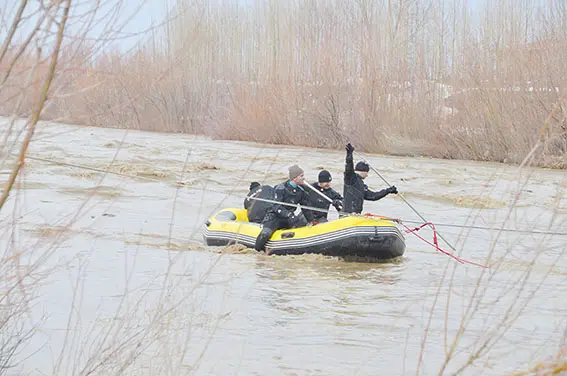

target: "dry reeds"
[3,0,564,167]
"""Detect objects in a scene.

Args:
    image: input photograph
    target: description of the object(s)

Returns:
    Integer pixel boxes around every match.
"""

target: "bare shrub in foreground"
[1,1,226,375]
[1,2,566,373]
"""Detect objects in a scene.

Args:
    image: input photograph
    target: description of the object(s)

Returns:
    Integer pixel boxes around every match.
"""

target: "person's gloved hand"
[291,214,308,228]
[387,185,398,194]
[332,199,343,211]
[309,221,319,226]
[346,143,354,155]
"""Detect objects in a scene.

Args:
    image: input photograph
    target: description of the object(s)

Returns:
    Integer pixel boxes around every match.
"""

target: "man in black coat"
[244,182,261,210]
[343,143,398,214]
[254,164,314,251]
[244,182,275,223]
[305,170,343,223]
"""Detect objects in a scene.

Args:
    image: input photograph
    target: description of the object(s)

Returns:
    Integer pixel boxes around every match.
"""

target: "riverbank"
[3,106,566,171]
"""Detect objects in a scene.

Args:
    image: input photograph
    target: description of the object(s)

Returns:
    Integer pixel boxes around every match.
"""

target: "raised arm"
[344,143,356,185]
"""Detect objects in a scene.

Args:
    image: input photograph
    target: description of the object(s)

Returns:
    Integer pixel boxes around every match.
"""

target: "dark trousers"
[254,212,307,251]
[248,214,263,223]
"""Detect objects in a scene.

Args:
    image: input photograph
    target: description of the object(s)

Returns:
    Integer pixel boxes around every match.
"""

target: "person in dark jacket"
[245,183,275,223]
[254,164,314,251]
[244,182,261,209]
[343,143,398,214]
[305,170,343,223]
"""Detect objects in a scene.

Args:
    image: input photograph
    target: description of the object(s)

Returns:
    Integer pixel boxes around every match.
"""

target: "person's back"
[246,184,274,223]
[244,182,261,210]
[343,143,397,214]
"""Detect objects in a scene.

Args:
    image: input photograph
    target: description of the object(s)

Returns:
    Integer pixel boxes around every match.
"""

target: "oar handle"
[248,196,329,214]
[304,182,333,203]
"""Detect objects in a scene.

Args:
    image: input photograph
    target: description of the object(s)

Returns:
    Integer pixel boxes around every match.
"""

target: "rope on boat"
[354,150,504,267]
[358,213,488,267]
[355,150,461,255]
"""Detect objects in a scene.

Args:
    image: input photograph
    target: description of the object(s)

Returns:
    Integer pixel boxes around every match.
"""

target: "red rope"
[363,213,488,268]
[363,212,401,223]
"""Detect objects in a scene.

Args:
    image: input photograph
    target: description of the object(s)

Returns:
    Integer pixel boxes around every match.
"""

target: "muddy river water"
[1,118,566,375]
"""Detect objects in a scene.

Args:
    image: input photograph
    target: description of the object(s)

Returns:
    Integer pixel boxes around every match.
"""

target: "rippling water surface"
[1,118,566,375]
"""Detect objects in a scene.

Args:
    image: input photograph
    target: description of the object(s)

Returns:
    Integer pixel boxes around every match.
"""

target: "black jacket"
[245,185,274,223]
[343,153,389,214]
[269,181,314,222]
[244,185,261,210]
[306,182,343,221]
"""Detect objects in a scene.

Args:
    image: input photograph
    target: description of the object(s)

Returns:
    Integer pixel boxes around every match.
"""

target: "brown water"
[1,117,566,375]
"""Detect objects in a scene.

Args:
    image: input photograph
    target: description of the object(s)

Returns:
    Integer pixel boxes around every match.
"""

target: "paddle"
[304,182,333,203]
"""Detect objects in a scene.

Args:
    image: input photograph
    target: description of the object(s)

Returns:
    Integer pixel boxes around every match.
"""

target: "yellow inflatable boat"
[202,208,406,260]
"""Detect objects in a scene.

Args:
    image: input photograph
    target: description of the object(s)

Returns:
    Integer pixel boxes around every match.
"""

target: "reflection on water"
[1,117,566,375]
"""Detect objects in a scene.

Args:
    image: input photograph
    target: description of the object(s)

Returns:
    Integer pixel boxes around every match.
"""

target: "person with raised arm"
[342,143,398,214]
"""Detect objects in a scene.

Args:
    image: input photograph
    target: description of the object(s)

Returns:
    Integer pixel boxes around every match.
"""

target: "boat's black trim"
[202,226,405,259]
[203,226,404,248]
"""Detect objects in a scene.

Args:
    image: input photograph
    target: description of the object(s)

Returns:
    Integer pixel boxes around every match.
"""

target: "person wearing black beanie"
[343,143,398,214]
[304,170,343,223]
[318,170,332,183]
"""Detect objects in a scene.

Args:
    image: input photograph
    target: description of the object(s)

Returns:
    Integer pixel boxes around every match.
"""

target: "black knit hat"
[249,181,260,190]
[355,161,370,172]
[318,170,332,183]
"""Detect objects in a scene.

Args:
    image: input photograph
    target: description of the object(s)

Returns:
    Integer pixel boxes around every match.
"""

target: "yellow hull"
[202,208,406,260]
